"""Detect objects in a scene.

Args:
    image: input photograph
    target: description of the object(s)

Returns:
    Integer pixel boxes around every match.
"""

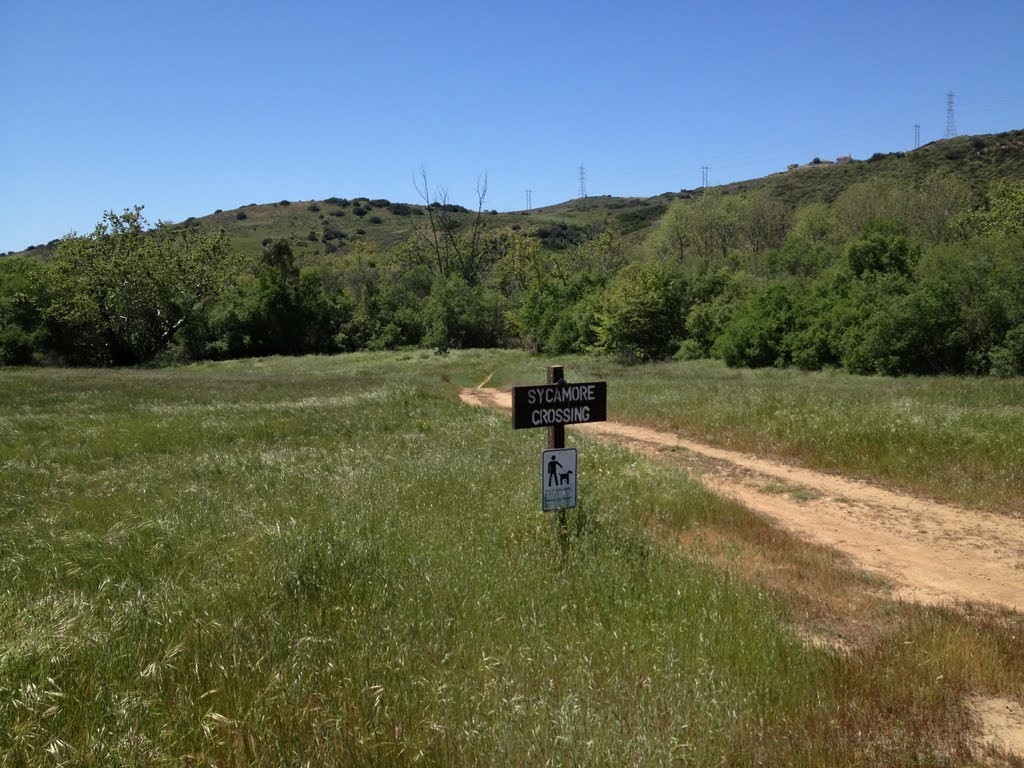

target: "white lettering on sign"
[526,384,597,406]
[512,380,607,430]
[530,405,591,427]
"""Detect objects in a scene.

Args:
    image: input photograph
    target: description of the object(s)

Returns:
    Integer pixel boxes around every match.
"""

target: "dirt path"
[460,386,1024,613]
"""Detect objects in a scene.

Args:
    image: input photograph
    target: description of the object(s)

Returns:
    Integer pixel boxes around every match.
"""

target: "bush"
[595,261,687,363]
[307,203,320,212]
[423,275,506,352]
[614,203,667,234]
[322,225,346,242]
[990,325,1024,377]
[368,216,383,225]
[353,207,368,218]
[716,280,808,369]
[235,212,248,220]
[846,232,919,278]
[389,203,413,216]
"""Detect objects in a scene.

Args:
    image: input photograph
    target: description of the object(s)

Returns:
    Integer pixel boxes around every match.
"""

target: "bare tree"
[411,168,500,286]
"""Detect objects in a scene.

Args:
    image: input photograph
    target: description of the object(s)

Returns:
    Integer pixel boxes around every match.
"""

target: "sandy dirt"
[460,386,1024,613]
[972,696,1024,762]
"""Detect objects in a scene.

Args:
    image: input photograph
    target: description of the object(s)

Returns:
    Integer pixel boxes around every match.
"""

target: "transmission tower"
[914,123,920,149]
[700,165,709,188]
[525,189,532,211]
[577,164,587,199]
[945,91,958,139]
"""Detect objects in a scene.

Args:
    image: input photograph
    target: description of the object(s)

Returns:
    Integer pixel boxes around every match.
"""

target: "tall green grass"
[0,351,1010,764]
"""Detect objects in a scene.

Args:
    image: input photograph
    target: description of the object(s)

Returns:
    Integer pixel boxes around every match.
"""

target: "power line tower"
[525,189,532,211]
[914,123,921,149]
[700,165,709,188]
[945,91,958,139]
[577,164,587,199]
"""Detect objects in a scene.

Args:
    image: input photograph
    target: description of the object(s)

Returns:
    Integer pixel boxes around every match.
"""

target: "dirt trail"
[460,386,1024,613]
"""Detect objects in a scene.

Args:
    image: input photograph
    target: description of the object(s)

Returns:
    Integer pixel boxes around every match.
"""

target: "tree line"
[2,175,1023,377]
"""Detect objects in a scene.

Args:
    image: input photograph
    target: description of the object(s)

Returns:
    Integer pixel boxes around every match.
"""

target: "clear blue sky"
[2,0,1022,253]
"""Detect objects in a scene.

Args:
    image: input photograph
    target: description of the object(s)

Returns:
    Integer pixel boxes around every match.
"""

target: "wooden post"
[546,365,565,450]
[547,365,570,547]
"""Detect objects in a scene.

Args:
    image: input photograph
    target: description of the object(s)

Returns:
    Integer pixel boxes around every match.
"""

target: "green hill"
[8,128,1024,264]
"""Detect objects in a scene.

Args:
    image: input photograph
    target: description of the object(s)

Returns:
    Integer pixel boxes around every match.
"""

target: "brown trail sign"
[512,366,607,512]
[512,378,607,432]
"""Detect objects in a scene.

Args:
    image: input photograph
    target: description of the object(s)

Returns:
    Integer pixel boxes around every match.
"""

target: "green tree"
[715,279,811,369]
[790,202,837,244]
[595,261,687,362]
[650,191,744,267]
[45,207,244,365]
[507,229,622,353]
[954,179,1024,239]
[743,188,790,254]
[0,257,48,365]
[906,170,972,244]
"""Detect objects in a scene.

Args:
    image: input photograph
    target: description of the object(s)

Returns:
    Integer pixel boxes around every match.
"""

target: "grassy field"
[1,351,1022,765]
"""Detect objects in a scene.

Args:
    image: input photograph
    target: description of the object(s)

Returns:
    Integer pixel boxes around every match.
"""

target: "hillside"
[717,129,1024,207]
[10,128,1023,263]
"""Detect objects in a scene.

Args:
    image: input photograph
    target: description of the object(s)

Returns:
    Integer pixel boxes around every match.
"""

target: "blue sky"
[2,0,1022,253]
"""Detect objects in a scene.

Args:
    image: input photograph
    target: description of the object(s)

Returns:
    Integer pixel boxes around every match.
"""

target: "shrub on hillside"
[322,225,346,242]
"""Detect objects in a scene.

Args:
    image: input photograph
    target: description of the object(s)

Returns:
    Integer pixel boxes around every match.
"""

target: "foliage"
[595,260,687,363]
[506,229,622,354]
[422,275,508,352]
[44,207,244,365]
[0,257,48,365]
[954,179,1024,238]
[715,279,810,368]
[191,239,357,359]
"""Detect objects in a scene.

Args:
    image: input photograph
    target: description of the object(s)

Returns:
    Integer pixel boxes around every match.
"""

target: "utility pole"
[701,165,709,188]
[577,164,587,199]
[945,91,958,138]
[525,189,532,211]
[914,123,921,149]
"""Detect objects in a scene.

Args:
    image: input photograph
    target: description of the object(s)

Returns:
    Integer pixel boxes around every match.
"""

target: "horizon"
[3,0,1023,253]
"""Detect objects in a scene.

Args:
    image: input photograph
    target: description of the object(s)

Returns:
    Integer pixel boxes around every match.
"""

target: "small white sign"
[541,448,578,511]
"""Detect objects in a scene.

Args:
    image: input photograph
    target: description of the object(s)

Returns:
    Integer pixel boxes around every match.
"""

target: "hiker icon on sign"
[541,448,578,511]
[547,455,563,487]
